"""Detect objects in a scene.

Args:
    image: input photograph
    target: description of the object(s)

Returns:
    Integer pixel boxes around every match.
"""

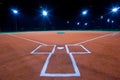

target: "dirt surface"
[46,45,75,73]
[0,31,120,80]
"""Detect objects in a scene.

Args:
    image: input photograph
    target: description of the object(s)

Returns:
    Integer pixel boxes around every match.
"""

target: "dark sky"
[1,0,120,18]
[0,0,120,31]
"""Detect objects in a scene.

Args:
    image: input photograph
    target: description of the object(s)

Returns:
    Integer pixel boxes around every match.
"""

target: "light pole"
[82,10,88,16]
[42,10,48,30]
[42,10,48,16]
[111,7,120,29]
[11,9,19,31]
[111,7,120,13]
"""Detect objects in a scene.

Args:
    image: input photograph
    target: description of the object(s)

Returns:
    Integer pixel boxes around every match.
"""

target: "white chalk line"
[32,52,52,54]
[40,45,56,76]
[73,33,114,45]
[65,45,70,54]
[40,45,80,77]
[31,45,42,54]
[80,45,91,54]
[31,44,90,77]
[65,45,80,76]
[69,53,80,76]
[7,34,48,46]
[42,73,79,77]
[66,45,91,54]
[40,44,90,77]
[31,45,55,54]
[71,52,90,54]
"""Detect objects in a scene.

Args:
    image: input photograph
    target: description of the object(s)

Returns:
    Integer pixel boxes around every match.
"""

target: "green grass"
[56,32,65,34]
[0,30,120,34]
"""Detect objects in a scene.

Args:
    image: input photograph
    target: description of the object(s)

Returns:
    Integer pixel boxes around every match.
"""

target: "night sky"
[0,0,120,31]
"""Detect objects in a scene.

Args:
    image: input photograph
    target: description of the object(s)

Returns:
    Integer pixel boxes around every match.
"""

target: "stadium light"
[11,9,18,14]
[112,7,120,13]
[42,10,48,16]
[84,22,88,26]
[11,9,19,31]
[111,20,114,23]
[82,10,88,15]
[107,18,110,23]
[67,21,70,24]
[100,16,103,19]
[41,9,49,30]
[77,22,80,25]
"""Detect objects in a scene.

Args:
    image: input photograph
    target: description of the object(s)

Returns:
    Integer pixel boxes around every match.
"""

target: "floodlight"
[67,21,70,24]
[11,9,18,14]
[11,9,19,31]
[100,16,103,19]
[77,22,80,25]
[111,20,114,23]
[112,8,118,12]
[42,10,48,16]
[82,10,88,15]
[112,7,120,13]
[107,18,110,23]
[84,22,88,26]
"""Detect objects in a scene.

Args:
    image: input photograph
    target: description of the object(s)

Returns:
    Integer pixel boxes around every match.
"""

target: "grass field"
[0,31,120,80]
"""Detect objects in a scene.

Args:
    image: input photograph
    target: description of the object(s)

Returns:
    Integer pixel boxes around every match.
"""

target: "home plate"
[57,47,64,50]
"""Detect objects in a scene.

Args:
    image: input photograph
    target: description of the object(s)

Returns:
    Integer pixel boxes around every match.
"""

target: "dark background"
[0,0,120,31]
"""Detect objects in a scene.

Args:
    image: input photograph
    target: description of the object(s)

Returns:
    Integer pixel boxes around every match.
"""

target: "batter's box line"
[65,44,91,54]
[30,44,91,77]
[31,45,54,54]
[40,45,80,77]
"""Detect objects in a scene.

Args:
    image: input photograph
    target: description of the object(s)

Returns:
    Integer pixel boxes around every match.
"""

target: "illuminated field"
[0,31,120,80]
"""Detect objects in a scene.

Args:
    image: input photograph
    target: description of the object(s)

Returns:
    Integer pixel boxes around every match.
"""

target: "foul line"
[7,34,48,46]
[74,33,113,45]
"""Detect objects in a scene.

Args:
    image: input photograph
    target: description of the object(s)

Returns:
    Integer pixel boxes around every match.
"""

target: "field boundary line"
[7,34,48,46]
[74,33,113,45]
